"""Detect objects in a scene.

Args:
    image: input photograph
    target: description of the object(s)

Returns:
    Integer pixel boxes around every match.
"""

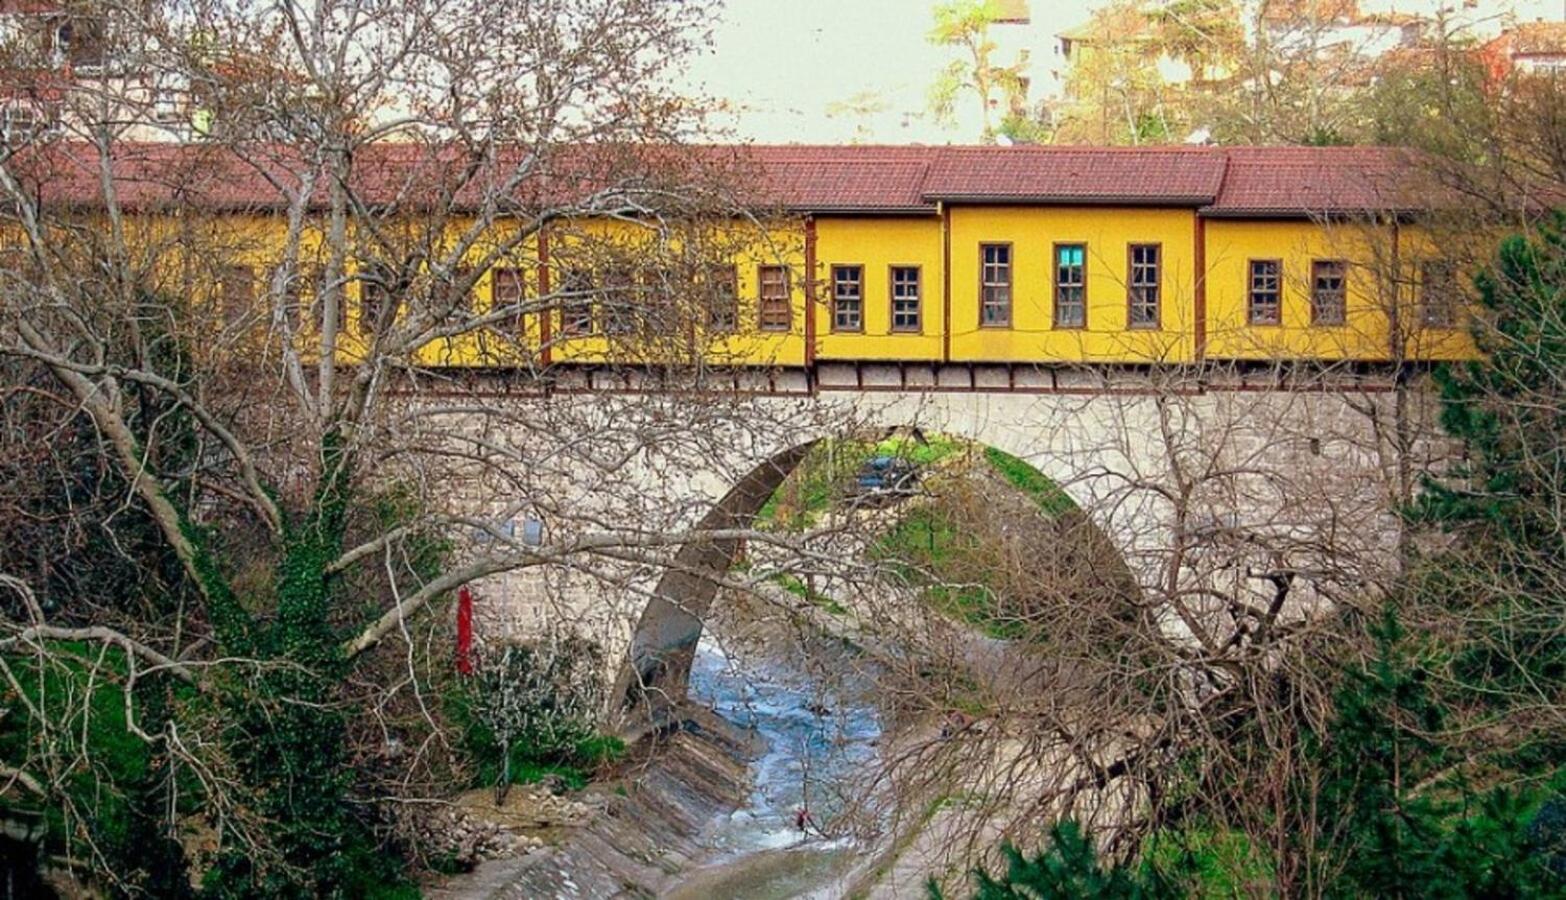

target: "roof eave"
[925,193,1213,207]
[785,204,937,216]
[1198,206,1420,220]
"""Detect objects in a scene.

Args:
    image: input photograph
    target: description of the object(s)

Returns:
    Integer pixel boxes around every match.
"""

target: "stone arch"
[609,415,1152,731]
[609,439,820,727]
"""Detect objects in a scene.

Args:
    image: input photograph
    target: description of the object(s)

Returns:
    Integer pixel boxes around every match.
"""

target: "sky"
[678,0,1566,146]
[678,0,1084,145]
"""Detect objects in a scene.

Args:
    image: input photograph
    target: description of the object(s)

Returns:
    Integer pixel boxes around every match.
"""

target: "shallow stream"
[667,634,883,898]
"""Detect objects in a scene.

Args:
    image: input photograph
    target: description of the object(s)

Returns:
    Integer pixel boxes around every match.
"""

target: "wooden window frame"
[450,266,478,314]
[491,266,527,333]
[831,264,865,333]
[1052,242,1087,330]
[1247,258,1283,326]
[889,265,922,333]
[1127,243,1162,330]
[1310,259,1347,326]
[218,263,255,328]
[979,242,1013,329]
[358,263,395,336]
[559,267,595,336]
[601,266,637,336]
[1419,260,1459,329]
[757,264,791,332]
[704,263,739,334]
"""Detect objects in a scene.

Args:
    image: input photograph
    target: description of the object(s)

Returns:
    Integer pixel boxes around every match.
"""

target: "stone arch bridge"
[437,363,1440,733]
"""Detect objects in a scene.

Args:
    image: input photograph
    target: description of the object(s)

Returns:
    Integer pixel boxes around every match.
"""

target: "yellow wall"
[93,205,1480,370]
[539,217,807,368]
[1203,219,1479,362]
[946,206,1198,364]
[814,216,945,361]
[411,222,543,368]
[705,228,809,369]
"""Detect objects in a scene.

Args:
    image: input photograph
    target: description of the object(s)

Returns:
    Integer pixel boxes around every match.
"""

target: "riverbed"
[666,633,883,898]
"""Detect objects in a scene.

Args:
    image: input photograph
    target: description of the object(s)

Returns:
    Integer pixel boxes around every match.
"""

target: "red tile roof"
[1201,146,1424,217]
[1504,22,1566,57]
[0,1,63,14]
[924,146,1226,205]
[739,145,935,212]
[4,140,1471,218]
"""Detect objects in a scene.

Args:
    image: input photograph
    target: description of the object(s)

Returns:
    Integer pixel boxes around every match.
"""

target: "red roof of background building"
[1499,22,1566,57]
[5,140,1464,218]
[0,1,63,13]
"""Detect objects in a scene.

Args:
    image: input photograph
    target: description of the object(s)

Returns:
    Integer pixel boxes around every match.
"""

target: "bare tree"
[0,0,869,892]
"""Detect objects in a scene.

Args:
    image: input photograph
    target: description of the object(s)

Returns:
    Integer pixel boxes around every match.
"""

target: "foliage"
[947,222,1566,896]
[1140,826,1271,897]
[204,478,411,899]
[1289,222,1566,896]
[757,439,873,531]
[876,503,1020,639]
[1302,608,1563,897]
[758,434,962,531]
[1054,1,1175,146]
[0,642,194,895]
[771,571,848,616]
[927,0,1031,142]
[449,634,618,801]
[1148,0,1241,85]
[982,447,1077,517]
[1358,47,1492,161]
[930,820,1182,899]
[873,454,1136,644]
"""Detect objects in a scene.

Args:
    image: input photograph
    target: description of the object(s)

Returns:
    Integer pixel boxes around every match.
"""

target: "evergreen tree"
[932,821,1182,899]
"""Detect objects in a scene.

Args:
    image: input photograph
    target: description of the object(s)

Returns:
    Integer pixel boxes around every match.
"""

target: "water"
[686,634,882,859]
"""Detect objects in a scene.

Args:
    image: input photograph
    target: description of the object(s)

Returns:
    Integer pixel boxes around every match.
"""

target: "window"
[51,17,106,69]
[758,265,790,332]
[152,85,184,124]
[1311,259,1347,325]
[1128,244,1160,329]
[980,243,1012,327]
[491,267,526,332]
[705,264,738,333]
[559,268,595,336]
[832,265,863,332]
[1420,260,1459,328]
[601,267,637,335]
[295,266,344,333]
[358,264,397,336]
[217,264,254,327]
[1054,243,1086,329]
[1248,259,1282,325]
[275,263,318,332]
[2,103,40,143]
[890,266,921,332]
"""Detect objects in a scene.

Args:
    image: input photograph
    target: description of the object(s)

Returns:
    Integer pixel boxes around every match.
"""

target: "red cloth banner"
[456,586,474,675]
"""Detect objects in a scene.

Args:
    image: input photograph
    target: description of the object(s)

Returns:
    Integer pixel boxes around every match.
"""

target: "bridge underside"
[609,442,816,730]
[401,359,1414,399]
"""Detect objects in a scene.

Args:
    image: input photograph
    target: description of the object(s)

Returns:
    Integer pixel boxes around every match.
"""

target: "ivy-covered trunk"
[205,435,385,897]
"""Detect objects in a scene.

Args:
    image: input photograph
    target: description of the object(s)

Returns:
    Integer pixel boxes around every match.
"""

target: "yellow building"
[22,142,1483,372]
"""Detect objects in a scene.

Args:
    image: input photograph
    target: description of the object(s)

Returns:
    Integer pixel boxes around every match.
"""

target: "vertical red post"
[803,215,817,370]
[456,585,474,675]
[537,227,553,369]
[1193,213,1207,365]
